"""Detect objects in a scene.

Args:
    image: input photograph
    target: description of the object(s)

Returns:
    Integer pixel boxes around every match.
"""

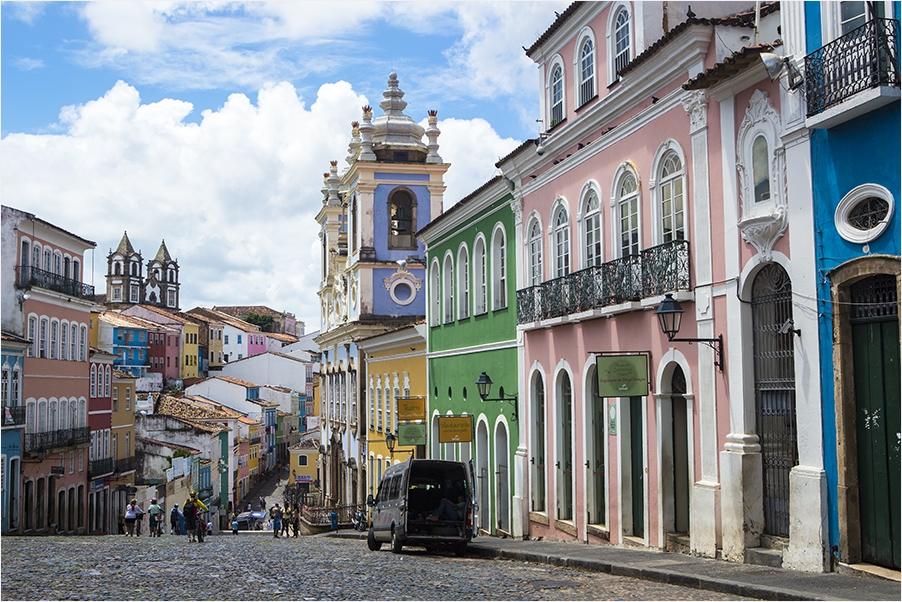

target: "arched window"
[90,365,97,398]
[388,189,416,249]
[60,399,68,430]
[474,238,487,314]
[583,189,602,267]
[106,366,112,396]
[457,245,469,319]
[429,261,441,326]
[659,153,685,242]
[443,254,454,323]
[491,228,507,310]
[350,194,358,254]
[527,219,543,286]
[39,318,48,359]
[376,381,383,431]
[32,243,41,272]
[752,135,771,202]
[43,248,51,272]
[79,326,87,361]
[612,7,631,79]
[579,36,596,105]
[70,324,77,361]
[53,251,62,275]
[553,205,571,278]
[550,64,564,126]
[50,320,58,360]
[49,400,58,431]
[616,169,640,257]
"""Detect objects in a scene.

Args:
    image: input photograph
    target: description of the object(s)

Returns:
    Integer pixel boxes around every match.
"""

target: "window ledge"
[575,95,599,112]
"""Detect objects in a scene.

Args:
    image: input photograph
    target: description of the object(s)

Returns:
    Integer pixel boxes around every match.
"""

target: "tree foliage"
[245,313,274,332]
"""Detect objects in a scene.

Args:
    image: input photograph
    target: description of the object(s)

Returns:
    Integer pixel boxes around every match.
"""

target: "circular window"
[835,184,894,244]
[389,278,417,306]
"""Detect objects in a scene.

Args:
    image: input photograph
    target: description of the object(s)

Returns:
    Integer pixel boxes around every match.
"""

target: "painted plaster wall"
[220,352,309,392]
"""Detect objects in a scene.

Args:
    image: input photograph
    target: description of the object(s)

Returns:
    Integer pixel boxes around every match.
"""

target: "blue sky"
[1,1,569,329]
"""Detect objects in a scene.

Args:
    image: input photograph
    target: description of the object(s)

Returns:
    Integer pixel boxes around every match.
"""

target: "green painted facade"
[420,176,519,536]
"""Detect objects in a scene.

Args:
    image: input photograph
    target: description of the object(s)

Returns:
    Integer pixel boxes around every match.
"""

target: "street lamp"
[385,432,396,456]
[655,293,724,372]
[475,372,518,420]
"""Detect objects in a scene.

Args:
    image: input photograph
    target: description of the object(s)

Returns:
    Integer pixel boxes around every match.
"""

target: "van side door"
[468,458,479,537]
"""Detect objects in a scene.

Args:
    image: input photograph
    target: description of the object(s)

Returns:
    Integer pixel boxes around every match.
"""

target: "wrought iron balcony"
[805,18,900,117]
[16,266,95,301]
[3,405,27,427]
[89,457,115,477]
[517,239,691,324]
[115,455,138,474]
[249,436,261,445]
[24,426,91,452]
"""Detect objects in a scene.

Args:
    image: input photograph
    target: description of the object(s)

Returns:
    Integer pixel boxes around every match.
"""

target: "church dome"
[370,72,426,153]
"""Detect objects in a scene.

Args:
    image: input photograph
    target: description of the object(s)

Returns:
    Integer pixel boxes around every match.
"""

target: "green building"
[418,175,522,538]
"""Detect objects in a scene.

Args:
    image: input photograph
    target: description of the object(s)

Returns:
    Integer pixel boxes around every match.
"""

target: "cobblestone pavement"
[0,533,757,601]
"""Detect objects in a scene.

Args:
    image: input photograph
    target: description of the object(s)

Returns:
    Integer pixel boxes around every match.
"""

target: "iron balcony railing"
[24,426,91,452]
[805,18,900,117]
[249,436,261,445]
[3,405,27,427]
[517,239,690,324]
[89,457,116,477]
[16,266,95,301]
[115,455,138,474]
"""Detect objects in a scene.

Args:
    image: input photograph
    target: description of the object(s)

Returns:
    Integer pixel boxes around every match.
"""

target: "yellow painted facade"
[181,322,200,379]
[357,324,427,496]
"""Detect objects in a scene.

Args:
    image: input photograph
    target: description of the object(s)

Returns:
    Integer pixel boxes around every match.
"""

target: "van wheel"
[391,528,403,554]
[367,528,382,551]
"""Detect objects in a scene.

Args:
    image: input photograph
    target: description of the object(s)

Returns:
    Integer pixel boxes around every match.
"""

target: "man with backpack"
[170,504,182,535]
[147,498,164,537]
[182,490,209,543]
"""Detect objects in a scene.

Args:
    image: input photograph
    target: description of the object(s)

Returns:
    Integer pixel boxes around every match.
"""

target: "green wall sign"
[596,354,649,397]
[397,423,427,446]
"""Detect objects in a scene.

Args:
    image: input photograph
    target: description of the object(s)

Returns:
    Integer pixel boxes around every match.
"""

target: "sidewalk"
[328,531,900,601]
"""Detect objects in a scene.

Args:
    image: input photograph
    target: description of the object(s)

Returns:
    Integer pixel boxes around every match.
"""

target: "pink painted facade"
[246,332,267,357]
[497,2,824,568]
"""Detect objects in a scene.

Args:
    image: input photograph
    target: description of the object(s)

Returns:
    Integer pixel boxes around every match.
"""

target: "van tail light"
[466,507,473,528]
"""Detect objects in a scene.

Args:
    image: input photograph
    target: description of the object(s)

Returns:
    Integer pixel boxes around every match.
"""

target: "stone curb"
[467,545,817,601]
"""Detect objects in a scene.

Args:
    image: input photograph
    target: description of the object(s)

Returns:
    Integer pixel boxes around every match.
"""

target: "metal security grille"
[752,263,799,538]
[850,274,898,320]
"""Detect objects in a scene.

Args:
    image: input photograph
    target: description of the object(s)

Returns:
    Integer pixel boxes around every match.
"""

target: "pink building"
[496,2,823,571]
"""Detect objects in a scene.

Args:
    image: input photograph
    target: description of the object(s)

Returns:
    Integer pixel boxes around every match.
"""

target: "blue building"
[802,1,900,571]
[314,72,448,507]
[97,312,152,378]
[1,333,28,534]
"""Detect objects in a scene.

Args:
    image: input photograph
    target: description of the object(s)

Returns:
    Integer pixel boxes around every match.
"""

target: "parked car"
[366,458,477,555]
[234,511,266,530]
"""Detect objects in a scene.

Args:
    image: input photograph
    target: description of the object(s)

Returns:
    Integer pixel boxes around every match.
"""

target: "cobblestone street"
[0,533,755,601]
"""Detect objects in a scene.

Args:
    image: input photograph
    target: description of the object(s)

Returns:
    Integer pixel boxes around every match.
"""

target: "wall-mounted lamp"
[385,432,396,456]
[476,372,518,420]
[761,52,804,91]
[16,290,31,308]
[655,293,725,372]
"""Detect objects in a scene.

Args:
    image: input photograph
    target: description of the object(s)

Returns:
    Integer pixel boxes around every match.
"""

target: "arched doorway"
[531,372,547,513]
[670,366,690,535]
[848,274,900,569]
[751,263,798,538]
[587,365,605,526]
[556,372,574,522]
[476,420,490,534]
[494,422,510,533]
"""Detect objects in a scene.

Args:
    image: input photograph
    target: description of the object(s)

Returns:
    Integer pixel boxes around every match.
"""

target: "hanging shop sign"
[397,423,427,446]
[397,397,427,421]
[438,416,473,443]
[596,353,649,397]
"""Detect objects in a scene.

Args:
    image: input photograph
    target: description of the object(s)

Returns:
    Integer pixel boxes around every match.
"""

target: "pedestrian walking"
[291,504,300,538]
[147,498,163,537]
[281,506,291,537]
[170,504,182,535]
[259,495,266,510]
[270,503,283,538]
[123,499,140,536]
[230,513,239,535]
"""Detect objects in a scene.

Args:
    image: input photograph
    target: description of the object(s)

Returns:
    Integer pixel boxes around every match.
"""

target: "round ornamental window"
[835,184,894,244]
[389,278,417,306]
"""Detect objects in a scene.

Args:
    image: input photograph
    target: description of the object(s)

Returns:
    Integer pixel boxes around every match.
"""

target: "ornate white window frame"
[526,212,544,286]
[834,183,895,245]
[611,161,642,258]
[574,27,598,107]
[577,181,604,269]
[649,139,687,245]
[736,89,787,261]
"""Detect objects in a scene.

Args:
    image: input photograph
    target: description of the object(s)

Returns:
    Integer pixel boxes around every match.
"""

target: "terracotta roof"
[266,332,298,343]
[212,305,291,320]
[683,43,777,90]
[130,304,193,325]
[263,384,293,394]
[183,395,245,418]
[238,416,257,425]
[187,307,260,332]
[99,311,159,330]
[156,394,238,422]
[113,369,135,379]
[2,331,30,344]
[524,1,584,57]
[183,310,224,327]
[216,375,260,388]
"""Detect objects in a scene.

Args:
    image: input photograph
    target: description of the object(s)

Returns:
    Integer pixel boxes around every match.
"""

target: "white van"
[366,458,477,555]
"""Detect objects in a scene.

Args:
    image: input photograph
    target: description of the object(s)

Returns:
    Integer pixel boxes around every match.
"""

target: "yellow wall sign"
[398,397,427,421]
[438,416,473,443]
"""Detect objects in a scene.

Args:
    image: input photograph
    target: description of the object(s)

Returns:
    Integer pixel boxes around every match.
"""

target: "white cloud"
[4,1,46,24]
[2,79,515,329]
[12,57,46,71]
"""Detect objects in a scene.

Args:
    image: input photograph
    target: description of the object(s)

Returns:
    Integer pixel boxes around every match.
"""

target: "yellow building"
[356,323,426,498]
[247,422,260,481]
[288,438,320,503]
[109,369,138,529]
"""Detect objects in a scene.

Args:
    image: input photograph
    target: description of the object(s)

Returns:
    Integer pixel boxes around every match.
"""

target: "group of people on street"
[268,502,302,538]
[121,491,210,540]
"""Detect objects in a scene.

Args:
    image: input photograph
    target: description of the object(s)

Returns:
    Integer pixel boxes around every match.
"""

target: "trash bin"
[330,511,338,530]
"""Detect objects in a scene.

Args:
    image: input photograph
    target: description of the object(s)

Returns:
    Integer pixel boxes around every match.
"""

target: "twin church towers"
[104,231,180,311]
